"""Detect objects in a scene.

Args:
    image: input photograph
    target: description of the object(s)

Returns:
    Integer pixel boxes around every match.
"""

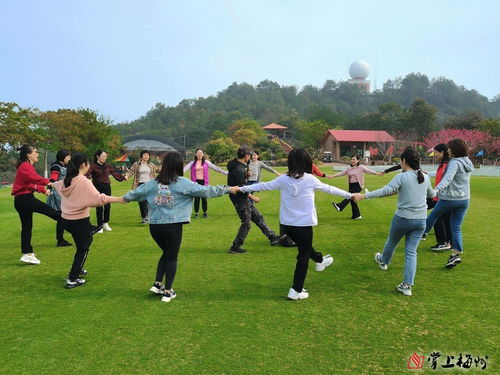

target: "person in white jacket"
[234,148,352,300]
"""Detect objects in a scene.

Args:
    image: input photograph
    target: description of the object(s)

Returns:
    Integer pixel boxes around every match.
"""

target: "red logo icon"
[407,352,425,370]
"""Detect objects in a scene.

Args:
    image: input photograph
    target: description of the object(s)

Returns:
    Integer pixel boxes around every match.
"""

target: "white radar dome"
[349,60,370,79]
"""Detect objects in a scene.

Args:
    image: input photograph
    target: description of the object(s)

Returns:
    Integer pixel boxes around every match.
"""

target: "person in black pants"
[86,150,127,232]
[227,146,285,254]
[12,145,61,265]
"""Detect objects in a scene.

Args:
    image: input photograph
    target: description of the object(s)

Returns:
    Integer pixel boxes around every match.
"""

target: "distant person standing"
[12,145,61,265]
[184,148,228,218]
[247,151,280,184]
[47,149,72,247]
[330,155,382,219]
[125,150,159,223]
[86,150,127,232]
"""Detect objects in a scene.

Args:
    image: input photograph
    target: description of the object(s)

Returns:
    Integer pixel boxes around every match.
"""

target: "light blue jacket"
[123,177,229,224]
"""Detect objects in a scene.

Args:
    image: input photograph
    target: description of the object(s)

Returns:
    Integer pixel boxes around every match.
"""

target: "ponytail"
[400,147,424,184]
[16,144,34,168]
[64,153,88,187]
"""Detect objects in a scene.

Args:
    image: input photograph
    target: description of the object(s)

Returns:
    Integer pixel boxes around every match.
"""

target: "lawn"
[0,168,498,374]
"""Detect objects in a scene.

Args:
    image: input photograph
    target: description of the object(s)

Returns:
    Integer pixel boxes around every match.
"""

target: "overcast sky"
[1,0,499,123]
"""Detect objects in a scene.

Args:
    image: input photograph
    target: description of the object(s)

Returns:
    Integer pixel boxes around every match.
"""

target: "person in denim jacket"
[122,152,237,303]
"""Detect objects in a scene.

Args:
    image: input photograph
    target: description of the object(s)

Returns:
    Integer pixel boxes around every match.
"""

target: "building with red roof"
[262,123,289,138]
[322,130,395,161]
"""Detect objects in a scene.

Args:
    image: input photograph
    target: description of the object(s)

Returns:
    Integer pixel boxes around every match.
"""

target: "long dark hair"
[287,148,312,179]
[400,147,424,184]
[16,144,35,168]
[433,143,450,166]
[351,154,360,166]
[157,152,184,185]
[64,153,89,187]
[93,150,106,163]
[193,148,205,165]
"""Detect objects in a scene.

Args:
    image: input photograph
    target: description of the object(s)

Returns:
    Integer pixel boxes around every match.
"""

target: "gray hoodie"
[435,157,474,200]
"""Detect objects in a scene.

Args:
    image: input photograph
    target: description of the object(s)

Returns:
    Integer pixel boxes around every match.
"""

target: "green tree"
[405,99,437,137]
[205,137,238,164]
[295,120,331,157]
[0,102,41,149]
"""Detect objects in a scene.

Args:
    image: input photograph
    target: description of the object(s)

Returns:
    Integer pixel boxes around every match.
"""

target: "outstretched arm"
[207,161,228,175]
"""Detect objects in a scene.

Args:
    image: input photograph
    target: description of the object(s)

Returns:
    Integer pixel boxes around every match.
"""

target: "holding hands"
[351,193,365,202]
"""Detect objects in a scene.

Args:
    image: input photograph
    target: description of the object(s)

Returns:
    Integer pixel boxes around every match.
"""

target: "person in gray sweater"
[423,138,474,269]
[352,147,436,296]
[247,151,280,184]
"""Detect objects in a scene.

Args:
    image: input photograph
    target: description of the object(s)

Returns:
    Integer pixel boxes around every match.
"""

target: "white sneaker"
[287,288,309,300]
[161,290,177,303]
[103,223,112,231]
[396,282,412,296]
[20,253,40,265]
[96,229,104,234]
[315,255,334,271]
[374,253,388,270]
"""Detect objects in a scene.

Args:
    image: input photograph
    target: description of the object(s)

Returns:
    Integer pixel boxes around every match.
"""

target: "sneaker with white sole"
[150,282,164,295]
[161,290,177,302]
[65,278,86,289]
[103,223,112,232]
[315,255,334,271]
[353,216,362,220]
[332,202,341,212]
[445,253,462,269]
[287,288,309,300]
[396,282,412,296]
[431,242,452,251]
[374,253,388,270]
[20,253,40,265]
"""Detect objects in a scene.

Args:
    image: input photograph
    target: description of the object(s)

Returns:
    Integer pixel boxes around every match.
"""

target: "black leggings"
[94,182,111,225]
[282,225,323,293]
[336,182,362,219]
[14,194,61,254]
[193,179,207,213]
[138,182,148,219]
[63,217,93,281]
[149,223,183,289]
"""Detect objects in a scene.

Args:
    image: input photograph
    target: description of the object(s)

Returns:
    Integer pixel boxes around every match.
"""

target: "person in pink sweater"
[53,153,123,289]
[329,155,382,219]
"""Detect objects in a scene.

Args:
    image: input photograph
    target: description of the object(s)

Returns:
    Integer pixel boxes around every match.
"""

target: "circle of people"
[11,138,472,301]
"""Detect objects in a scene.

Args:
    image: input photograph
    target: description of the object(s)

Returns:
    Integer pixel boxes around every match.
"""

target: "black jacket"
[227,159,249,202]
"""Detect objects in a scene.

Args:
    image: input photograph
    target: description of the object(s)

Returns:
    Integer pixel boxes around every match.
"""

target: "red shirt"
[433,162,448,201]
[11,162,49,196]
[312,164,326,177]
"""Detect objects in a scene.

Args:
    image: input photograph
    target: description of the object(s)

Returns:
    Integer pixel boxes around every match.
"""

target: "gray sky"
[1,0,499,123]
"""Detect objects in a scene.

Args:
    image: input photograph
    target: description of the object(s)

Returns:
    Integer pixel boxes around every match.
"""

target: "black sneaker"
[228,247,247,254]
[79,269,88,276]
[90,225,103,236]
[150,282,164,295]
[279,236,297,247]
[421,233,427,241]
[65,278,86,289]
[332,202,341,212]
[270,234,287,246]
[57,239,72,247]
[431,243,452,251]
[193,213,199,219]
[445,254,462,268]
[202,213,208,218]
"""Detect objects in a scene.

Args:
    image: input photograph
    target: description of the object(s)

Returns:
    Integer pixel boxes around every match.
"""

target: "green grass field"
[0,169,498,374]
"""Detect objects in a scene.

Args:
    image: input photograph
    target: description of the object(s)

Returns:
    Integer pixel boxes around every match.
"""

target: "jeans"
[282,225,323,293]
[336,182,362,219]
[380,215,426,285]
[149,223,183,289]
[63,217,93,281]
[425,199,469,253]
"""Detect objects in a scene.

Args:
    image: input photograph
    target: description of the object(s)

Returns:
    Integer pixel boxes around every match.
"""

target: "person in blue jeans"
[423,138,473,269]
[353,147,436,296]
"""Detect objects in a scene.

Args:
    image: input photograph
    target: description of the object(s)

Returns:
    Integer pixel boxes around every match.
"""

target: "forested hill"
[115,73,500,147]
